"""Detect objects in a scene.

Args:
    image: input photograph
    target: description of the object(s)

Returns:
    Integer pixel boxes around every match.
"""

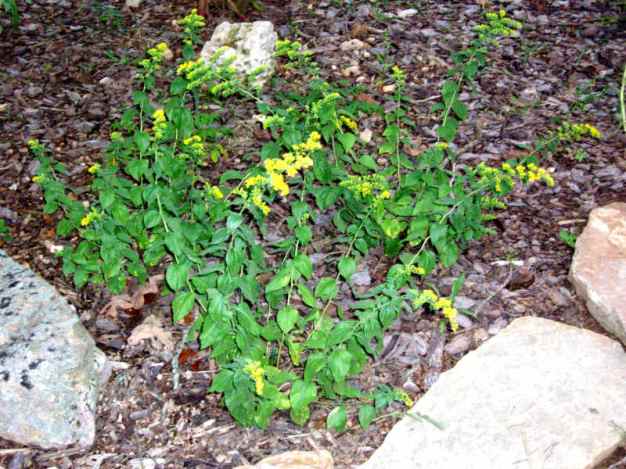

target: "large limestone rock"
[361,317,626,469]
[0,251,108,448]
[570,202,626,344]
[200,21,277,87]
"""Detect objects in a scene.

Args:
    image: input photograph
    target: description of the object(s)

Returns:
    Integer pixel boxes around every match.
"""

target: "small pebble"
[444,334,472,355]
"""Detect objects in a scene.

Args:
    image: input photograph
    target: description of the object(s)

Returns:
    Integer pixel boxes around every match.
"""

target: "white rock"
[125,0,141,8]
[382,84,396,93]
[339,39,367,52]
[0,251,108,448]
[200,21,277,88]
[361,317,626,469]
[397,8,418,18]
[359,128,372,144]
[570,202,626,344]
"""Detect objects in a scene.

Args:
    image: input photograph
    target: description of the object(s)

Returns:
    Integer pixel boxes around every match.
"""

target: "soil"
[0,0,625,468]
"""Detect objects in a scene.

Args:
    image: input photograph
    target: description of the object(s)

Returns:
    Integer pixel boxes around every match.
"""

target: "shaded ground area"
[0,0,625,467]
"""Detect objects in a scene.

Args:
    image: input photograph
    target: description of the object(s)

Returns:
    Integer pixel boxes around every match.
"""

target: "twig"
[0,448,32,456]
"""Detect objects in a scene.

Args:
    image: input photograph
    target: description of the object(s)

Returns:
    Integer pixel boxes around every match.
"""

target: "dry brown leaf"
[99,274,164,318]
[127,315,175,351]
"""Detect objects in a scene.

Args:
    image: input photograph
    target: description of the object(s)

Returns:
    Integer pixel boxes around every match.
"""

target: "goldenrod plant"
[32,9,555,430]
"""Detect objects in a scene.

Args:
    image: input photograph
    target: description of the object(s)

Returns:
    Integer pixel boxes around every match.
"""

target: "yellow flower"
[396,390,414,408]
[80,209,100,227]
[32,175,44,183]
[269,172,289,197]
[340,116,358,131]
[210,186,223,199]
[27,138,39,149]
[442,306,459,332]
[251,190,271,216]
[244,175,266,188]
[87,163,101,174]
[244,361,265,396]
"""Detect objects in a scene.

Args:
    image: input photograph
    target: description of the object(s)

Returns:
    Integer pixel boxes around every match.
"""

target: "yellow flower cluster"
[557,122,603,142]
[32,175,44,183]
[208,185,223,200]
[87,163,101,174]
[339,116,358,132]
[340,174,391,202]
[139,42,170,70]
[395,389,414,408]
[80,209,101,227]
[413,289,459,332]
[27,138,41,150]
[244,361,265,396]
[237,133,318,216]
[476,9,522,41]
[176,8,205,40]
[152,109,167,140]
[478,161,554,194]
[183,135,205,158]
[405,265,426,276]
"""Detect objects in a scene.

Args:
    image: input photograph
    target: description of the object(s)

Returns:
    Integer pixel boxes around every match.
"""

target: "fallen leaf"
[127,315,175,351]
[99,274,164,318]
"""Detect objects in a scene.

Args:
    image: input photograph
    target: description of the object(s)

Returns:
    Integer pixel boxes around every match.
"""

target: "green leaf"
[338,257,356,282]
[170,77,187,95]
[293,253,313,279]
[226,213,243,232]
[315,277,337,301]
[290,380,317,411]
[359,155,378,170]
[295,225,312,244]
[166,262,189,291]
[173,291,195,322]
[125,159,149,181]
[328,348,352,382]
[297,282,317,308]
[441,80,459,105]
[277,306,299,333]
[327,321,356,347]
[358,405,376,429]
[265,269,291,294]
[143,210,161,229]
[452,99,469,121]
[304,352,326,382]
[134,131,151,153]
[436,117,458,143]
[327,405,347,432]
[337,133,357,153]
[451,273,465,300]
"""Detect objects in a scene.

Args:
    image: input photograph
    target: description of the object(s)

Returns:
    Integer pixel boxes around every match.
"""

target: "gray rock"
[0,251,108,448]
[444,334,472,355]
[200,21,277,88]
[396,8,418,18]
[570,203,626,344]
[361,317,626,469]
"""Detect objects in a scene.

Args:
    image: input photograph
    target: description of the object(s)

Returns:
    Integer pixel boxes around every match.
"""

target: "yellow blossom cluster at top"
[413,289,459,332]
[87,163,101,174]
[244,360,265,396]
[176,9,205,44]
[152,109,167,140]
[139,42,171,71]
[476,9,523,42]
[477,161,554,194]
[557,122,603,142]
[236,133,319,216]
[339,116,358,132]
[340,174,391,203]
[80,209,101,227]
